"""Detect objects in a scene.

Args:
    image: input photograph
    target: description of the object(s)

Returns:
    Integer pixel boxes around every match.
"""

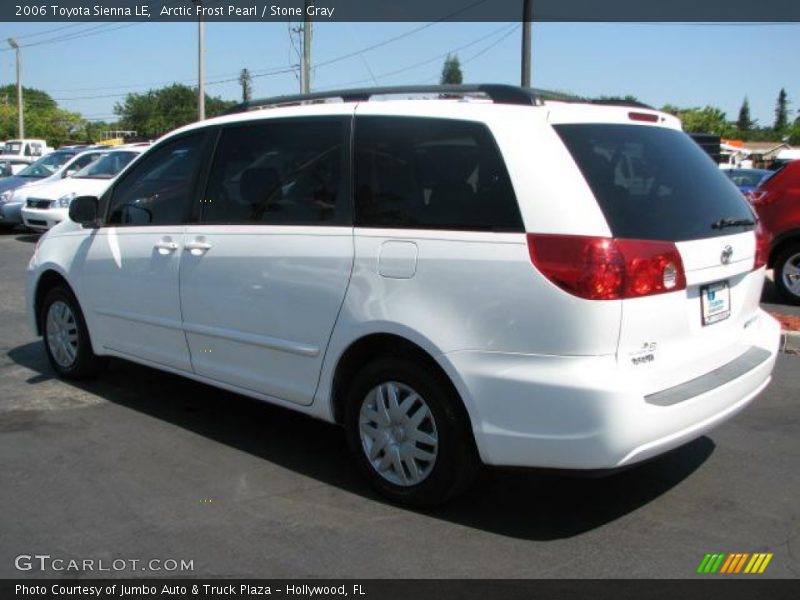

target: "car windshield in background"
[555,124,755,241]
[3,142,22,154]
[74,151,138,179]
[16,151,77,178]
[724,168,772,188]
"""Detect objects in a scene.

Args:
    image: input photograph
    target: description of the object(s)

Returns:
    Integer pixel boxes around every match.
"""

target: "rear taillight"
[745,190,771,206]
[527,234,686,300]
[754,221,771,270]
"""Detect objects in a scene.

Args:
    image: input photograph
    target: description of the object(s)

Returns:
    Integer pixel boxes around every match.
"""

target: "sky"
[0,20,798,128]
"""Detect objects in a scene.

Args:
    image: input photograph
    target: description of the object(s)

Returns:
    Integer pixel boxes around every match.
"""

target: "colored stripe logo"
[696,553,773,574]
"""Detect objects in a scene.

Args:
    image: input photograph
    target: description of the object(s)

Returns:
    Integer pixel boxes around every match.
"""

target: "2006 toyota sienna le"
[26,85,781,505]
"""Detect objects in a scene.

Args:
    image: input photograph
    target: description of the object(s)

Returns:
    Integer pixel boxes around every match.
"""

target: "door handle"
[154,240,179,254]
[185,240,213,256]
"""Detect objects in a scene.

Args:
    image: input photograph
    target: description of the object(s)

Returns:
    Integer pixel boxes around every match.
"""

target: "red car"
[747,160,800,304]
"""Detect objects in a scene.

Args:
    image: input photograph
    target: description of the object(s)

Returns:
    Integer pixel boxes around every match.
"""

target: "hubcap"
[46,301,79,368]
[358,381,438,487]
[782,252,800,298]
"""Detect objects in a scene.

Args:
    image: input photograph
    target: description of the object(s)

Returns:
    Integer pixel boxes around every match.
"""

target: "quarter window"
[107,134,205,226]
[354,116,522,231]
[201,119,347,225]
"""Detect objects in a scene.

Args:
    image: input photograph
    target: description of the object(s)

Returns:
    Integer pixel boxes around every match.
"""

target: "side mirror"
[68,196,100,227]
[63,169,76,178]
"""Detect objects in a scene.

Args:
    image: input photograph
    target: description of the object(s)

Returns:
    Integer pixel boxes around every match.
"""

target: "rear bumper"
[441,310,781,469]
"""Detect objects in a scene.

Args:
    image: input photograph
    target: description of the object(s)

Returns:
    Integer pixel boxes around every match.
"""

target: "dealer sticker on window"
[701,281,731,326]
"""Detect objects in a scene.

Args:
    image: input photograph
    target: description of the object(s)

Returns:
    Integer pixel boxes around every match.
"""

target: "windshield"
[16,151,76,178]
[724,169,771,188]
[74,151,139,179]
[555,124,756,241]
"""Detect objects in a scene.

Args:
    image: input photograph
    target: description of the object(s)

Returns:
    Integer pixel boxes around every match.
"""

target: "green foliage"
[439,54,463,85]
[113,83,236,138]
[774,88,789,132]
[736,97,754,131]
[0,85,85,146]
[788,121,800,146]
[661,104,735,137]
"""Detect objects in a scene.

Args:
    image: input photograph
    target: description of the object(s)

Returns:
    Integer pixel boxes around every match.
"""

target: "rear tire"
[40,286,107,379]
[344,356,479,506]
[774,244,800,306]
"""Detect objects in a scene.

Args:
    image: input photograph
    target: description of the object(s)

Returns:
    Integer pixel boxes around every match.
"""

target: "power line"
[22,22,517,109]
[314,24,518,91]
[0,0,203,52]
[6,22,89,42]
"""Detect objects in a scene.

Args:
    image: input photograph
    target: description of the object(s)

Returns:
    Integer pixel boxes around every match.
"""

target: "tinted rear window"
[555,124,755,241]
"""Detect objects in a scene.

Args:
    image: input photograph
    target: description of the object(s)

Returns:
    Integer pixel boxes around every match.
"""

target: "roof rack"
[224,84,538,115]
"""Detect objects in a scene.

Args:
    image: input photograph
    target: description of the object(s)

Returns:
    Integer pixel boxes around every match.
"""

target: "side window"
[73,153,100,170]
[201,119,347,225]
[108,134,205,226]
[354,116,522,231]
[66,153,99,176]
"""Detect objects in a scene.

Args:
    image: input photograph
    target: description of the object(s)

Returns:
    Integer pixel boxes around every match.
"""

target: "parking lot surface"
[0,229,798,579]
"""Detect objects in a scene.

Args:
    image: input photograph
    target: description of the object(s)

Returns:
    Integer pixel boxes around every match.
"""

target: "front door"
[81,133,208,372]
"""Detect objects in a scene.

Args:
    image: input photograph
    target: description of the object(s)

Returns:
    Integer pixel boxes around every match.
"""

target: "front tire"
[774,244,800,306]
[344,357,479,506]
[40,286,107,379]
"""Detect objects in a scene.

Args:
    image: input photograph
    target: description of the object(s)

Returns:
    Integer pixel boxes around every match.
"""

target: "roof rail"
[224,84,538,115]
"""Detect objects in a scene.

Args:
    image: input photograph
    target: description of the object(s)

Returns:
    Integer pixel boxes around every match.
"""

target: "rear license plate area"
[701,281,731,326]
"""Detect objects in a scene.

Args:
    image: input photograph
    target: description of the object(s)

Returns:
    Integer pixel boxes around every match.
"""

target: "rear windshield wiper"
[710,217,755,230]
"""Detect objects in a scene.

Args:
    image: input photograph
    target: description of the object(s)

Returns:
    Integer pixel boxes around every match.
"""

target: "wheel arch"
[769,229,800,269]
[33,269,76,336]
[329,333,475,436]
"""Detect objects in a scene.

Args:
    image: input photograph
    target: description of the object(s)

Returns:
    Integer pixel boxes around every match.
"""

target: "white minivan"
[26,85,781,505]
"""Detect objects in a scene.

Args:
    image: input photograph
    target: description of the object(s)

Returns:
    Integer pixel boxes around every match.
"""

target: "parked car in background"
[773,149,800,169]
[724,168,772,194]
[746,160,800,304]
[20,146,144,231]
[0,158,35,177]
[0,149,105,230]
[26,85,780,505]
[0,139,53,175]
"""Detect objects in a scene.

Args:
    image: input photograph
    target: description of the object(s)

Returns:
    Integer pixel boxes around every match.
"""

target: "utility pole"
[301,1,312,94]
[192,0,205,120]
[521,0,532,88]
[7,38,24,138]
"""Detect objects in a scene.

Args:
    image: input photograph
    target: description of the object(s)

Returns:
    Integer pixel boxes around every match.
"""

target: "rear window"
[555,124,755,241]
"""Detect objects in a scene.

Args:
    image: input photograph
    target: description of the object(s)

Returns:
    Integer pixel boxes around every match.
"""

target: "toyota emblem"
[721,245,733,265]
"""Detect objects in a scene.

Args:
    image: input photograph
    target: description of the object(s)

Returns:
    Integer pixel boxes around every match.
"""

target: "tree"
[0,84,84,146]
[774,88,789,132]
[789,122,800,146]
[660,104,734,137]
[114,84,236,138]
[736,97,754,132]
[439,54,463,85]
[239,68,253,103]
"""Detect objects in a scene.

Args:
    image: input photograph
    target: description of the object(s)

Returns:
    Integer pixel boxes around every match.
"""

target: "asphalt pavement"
[0,228,798,579]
